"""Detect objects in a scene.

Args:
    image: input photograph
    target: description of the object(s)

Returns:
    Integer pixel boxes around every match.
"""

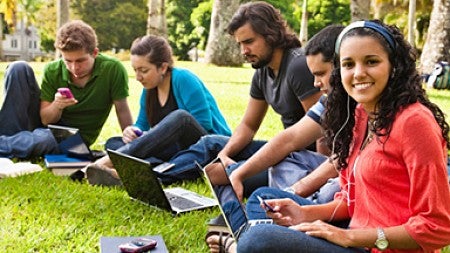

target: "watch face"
[375,239,389,250]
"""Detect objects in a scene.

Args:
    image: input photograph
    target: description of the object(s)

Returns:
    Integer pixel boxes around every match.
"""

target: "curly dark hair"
[227,1,300,49]
[323,20,450,169]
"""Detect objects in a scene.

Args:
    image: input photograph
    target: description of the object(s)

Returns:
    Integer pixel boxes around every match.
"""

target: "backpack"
[427,61,450,90]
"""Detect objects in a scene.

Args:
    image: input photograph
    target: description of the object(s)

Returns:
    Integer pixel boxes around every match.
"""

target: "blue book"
[44,154,90,168]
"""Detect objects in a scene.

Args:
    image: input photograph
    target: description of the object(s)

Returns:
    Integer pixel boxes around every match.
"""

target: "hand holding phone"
[118,238,157,253]
[57,88,74,99]
[133,129,143,137]
[257,195,274,212]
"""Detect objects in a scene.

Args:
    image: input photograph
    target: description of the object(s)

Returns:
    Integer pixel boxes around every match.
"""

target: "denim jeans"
[0,61,57,158]
[163,134,267,184]
[216,149,329,204]
[237,224,369,253]
[105,110,209,182]
[268,150,327,190]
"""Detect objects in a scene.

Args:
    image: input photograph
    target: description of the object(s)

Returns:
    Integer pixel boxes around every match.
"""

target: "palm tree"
[350,0,370,21]
[204,0,243,66]
[407,0,416,47]
[298,0,308,45]
[147,0,167,36]
[420,0,450,74]
[55,0,69,58]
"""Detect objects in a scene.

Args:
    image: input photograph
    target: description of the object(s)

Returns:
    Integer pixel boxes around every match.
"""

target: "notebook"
[200,158,272,241]
[107,149,217,215]
[48,124,105,161]
[0,158,43,178]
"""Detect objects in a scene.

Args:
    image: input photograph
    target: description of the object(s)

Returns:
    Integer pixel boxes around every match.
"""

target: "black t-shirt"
[150,85,178,125]
[250,48,318,129]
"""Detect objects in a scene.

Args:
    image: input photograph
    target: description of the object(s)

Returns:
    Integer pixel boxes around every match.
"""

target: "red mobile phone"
[118,238,157,253]
[57,88,74,99]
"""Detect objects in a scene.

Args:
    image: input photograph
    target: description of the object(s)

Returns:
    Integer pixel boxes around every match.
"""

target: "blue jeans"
[268,150,327,190]
[0,61,57,158]
[237,224,369,253]
[105,110,209,182]
[216,150,328,204]
[164,134,267,184]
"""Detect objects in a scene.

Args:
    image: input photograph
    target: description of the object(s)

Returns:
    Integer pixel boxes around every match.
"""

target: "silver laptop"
[201,158,272,241]
[48,124,105,161]
[107,149,217,215]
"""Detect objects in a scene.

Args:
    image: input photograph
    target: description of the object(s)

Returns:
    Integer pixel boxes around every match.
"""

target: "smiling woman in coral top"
[227,20,450,253]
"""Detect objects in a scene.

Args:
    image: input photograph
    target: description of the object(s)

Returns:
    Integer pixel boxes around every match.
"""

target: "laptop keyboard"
[252,219,272,225]
[165,191,202,209]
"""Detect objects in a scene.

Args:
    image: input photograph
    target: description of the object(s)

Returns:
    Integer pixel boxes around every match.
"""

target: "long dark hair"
[227,1,300,49]
[130,35,174,126]
[323,20,450,169]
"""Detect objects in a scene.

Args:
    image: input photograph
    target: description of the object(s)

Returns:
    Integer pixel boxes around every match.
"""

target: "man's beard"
[248,48,273,69]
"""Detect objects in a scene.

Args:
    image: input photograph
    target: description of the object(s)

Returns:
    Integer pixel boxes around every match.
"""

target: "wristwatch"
[374,227,389,251]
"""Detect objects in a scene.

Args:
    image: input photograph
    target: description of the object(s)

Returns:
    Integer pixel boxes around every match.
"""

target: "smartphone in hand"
[133,129,143,137]
[256,195,274,212]
[57,88,74,99]
[118,238,157,253]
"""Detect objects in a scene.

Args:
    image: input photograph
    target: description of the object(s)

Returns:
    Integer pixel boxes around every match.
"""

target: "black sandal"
[205,231,234,253]
[221,233,233,253]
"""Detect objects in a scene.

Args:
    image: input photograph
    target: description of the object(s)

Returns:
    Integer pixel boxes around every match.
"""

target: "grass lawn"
[0,60,449,252]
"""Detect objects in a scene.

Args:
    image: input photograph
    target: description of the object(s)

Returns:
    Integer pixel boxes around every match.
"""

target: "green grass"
[0,61,449,252]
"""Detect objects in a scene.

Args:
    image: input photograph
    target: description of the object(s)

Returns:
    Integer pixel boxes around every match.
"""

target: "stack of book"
[44,154,90,176]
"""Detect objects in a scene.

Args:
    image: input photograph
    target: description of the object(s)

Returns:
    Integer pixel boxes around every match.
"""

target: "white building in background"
[2,20,45,61]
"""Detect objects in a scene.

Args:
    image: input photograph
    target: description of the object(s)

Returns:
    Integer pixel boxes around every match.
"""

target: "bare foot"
[94,155,114,168]
[206,233,236,253]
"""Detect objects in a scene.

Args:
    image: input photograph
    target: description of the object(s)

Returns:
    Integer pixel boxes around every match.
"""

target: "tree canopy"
[3,0,443,65]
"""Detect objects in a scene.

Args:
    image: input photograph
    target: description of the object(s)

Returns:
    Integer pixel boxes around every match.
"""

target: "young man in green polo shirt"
[0,20,132,158]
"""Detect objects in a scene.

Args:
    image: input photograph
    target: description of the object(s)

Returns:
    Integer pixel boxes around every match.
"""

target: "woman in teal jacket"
[86,35,230,185]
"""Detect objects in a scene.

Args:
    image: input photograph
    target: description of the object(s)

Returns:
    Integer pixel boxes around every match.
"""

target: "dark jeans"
[0,61,57,158]
[105,109,209,182]
[237,224,369,253]
[162,134,267,184]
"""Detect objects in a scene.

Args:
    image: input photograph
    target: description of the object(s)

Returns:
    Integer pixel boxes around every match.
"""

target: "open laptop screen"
[48,124,92,160]
[107,149,173,212]
[202,158,249,236]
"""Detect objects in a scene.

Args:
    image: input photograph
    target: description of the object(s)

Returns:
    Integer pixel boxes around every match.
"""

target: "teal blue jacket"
[134,67,231,136]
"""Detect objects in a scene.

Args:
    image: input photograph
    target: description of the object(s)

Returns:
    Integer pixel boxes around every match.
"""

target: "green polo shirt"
[40,54,129,146]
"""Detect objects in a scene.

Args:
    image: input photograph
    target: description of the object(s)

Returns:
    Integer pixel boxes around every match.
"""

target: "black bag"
[427,61,450,90]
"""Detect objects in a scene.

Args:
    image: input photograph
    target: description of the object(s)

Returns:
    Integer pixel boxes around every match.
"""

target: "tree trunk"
[204,0,243,67]
[0,14,4,61]
[56,0,69,59]
[147,0,167,37]
[420,0,450,74]
[407,0,416,47]
[350,0,370,21]
[298,0,308,46]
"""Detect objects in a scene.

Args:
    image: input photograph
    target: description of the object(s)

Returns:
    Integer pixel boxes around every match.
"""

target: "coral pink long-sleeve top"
[335,102,450,253]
